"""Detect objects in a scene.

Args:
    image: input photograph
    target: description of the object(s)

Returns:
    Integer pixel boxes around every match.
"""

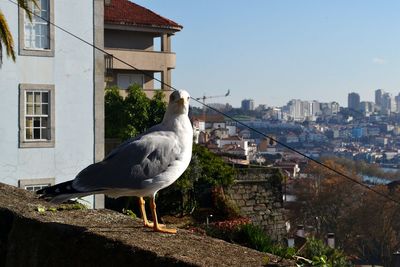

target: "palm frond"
[0,40,3,67]
[17,0,39,22]
[0,11,15,65]
[0,0,39,66]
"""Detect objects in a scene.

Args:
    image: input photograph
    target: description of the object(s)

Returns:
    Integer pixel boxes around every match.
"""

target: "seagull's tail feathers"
[36,180,94,204]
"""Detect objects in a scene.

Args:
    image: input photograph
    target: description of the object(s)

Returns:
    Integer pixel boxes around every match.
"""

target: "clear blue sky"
[134,0,400,108]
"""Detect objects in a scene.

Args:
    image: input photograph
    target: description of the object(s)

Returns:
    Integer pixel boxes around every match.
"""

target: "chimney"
[294,225,306,249]
[105,0,111,6]
[296,225,304,237]
[327,233,335,248]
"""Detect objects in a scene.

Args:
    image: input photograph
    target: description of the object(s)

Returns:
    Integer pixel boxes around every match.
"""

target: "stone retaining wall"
[225,169,286,240]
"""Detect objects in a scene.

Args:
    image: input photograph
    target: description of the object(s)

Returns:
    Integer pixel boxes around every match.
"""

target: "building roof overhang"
[105,0,183,33]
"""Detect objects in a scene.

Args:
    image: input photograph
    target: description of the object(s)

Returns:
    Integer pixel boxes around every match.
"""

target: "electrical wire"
[8,0,400,205]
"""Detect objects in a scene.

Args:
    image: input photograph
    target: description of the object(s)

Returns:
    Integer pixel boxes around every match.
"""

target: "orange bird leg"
[139,197,152,228]
[139,197,165,228]
[150,197,177,234]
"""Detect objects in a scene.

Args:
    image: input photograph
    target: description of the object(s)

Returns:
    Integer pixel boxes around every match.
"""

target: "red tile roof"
[105,0,182,31]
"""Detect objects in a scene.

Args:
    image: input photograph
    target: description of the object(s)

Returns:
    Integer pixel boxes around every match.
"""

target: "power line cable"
[8,0,400,205]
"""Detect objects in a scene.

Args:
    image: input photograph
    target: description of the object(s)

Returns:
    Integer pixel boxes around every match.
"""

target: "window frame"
[117,73,144,89]
[18,0,55,57]
[19,84,55,148]
[18,178,55,192]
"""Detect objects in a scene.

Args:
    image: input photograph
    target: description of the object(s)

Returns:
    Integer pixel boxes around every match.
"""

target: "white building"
[381,92,396,115]
[216,136,249,156]
[0,0,104,208]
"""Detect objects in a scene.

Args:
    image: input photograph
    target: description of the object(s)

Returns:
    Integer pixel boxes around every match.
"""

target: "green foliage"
[105,86,126,138]
[157,144,236,217]
[300,238,352,267]
[204,222,349,266]
[213,189,241,219]
[192,144,236,187]
[237,224,296,258]
[238,223,274,251]
[122,208,137,219]
[148,90,167,127]
[104,84,166,140]
[205,222,296,259]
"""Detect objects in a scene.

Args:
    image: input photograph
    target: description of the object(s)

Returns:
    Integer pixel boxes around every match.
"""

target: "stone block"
[254,204,266,211]
[245,200,255,206]
[240,206,253,213]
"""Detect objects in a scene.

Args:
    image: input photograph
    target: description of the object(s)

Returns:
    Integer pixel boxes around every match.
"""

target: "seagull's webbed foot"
[153,224,177,234]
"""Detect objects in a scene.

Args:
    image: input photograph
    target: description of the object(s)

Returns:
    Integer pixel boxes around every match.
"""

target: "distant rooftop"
[104,0,182,31]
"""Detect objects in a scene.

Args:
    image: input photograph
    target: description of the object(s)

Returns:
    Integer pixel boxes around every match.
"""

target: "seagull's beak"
[178,98,186,105]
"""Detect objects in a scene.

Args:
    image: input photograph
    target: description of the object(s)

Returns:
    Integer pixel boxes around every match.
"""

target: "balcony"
[104,48,176,72]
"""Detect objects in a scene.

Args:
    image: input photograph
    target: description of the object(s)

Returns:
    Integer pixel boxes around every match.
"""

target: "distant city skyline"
[133,0,400,108]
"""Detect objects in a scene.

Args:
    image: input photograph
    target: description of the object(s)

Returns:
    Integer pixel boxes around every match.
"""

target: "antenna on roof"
[195,90,231,121]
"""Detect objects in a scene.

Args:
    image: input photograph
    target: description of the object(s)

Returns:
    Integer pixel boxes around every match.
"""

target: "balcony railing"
[104,54,113,80]
[104,48,176,71]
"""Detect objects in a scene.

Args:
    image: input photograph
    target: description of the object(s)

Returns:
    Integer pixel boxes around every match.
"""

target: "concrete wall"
[225,169,287,241]
[0,1,97,205]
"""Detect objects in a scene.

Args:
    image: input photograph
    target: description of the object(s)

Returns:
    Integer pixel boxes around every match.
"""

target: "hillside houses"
[192,115,303,177]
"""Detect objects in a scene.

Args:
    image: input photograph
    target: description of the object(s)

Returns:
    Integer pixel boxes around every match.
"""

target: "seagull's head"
[167,90,190,115]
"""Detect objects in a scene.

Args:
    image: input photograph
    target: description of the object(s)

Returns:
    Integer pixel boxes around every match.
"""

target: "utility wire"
[9,0,400,205]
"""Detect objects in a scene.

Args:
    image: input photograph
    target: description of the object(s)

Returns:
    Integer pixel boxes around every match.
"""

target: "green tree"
[104,84,166,140]
[104,86,126,138]
[148,90,167,127]
[122,85,151,138]
[0,0,37,66]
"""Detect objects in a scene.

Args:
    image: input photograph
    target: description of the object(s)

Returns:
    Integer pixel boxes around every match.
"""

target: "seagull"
[37,90,193,234]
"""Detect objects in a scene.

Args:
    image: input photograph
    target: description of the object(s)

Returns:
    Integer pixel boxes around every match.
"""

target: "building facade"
[0,0,104,208]
[103,0,182,98]
[241,99,255,111]
[348,92,360,111]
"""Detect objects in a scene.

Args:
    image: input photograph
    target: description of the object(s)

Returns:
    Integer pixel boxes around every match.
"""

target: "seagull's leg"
[139,197,152,228]
[139,197,165,228]
[150,197,176,234]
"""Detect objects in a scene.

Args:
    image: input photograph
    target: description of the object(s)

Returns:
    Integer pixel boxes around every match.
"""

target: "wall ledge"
[0,183,294,267]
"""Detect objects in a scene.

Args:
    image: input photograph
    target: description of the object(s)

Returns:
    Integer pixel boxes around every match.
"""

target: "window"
[25,91,49,140]
[19,84,55,148]
[25,184,50,192]
[19,0,54,56]
[18,178,55,192]
[117,73,144,89]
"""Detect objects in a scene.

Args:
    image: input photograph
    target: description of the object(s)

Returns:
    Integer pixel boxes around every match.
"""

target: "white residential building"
[216,136,249,156]
[0,0,104,208]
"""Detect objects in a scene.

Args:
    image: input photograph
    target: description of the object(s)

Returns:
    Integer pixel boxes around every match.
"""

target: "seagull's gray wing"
[72,131,181,192]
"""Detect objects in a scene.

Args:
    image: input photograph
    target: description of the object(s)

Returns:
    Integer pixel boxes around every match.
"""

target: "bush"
[300,238,352,267]
[237,224,296,258]
[205,222,295,259]
[205,223,349,265]
[157,144,236,217]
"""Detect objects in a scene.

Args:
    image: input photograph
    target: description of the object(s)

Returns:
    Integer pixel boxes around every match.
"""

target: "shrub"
[301,237,352,267]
